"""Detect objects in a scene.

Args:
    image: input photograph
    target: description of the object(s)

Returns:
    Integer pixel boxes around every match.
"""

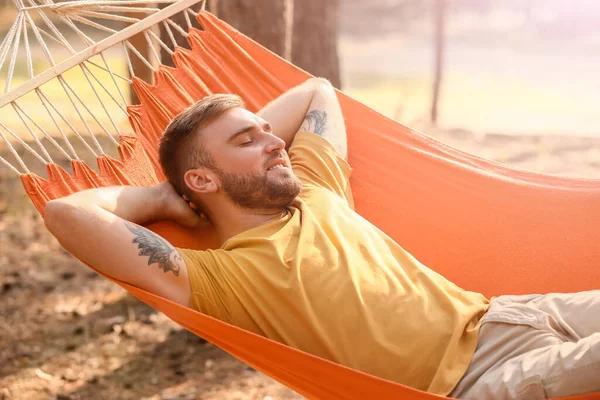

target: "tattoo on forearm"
[300,110,328,136]
[124,221,182,276]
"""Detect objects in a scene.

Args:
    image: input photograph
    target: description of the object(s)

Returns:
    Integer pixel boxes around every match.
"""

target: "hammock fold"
[20,10,600,400]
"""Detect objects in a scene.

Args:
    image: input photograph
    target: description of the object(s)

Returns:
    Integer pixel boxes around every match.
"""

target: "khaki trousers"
[450,291,600,400]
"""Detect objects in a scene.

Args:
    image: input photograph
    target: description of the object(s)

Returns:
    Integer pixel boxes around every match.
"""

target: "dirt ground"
[2,2,600,400]
[0,136,305,400]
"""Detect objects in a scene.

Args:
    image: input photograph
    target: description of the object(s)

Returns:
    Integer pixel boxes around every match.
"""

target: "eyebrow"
[228,125,255,142]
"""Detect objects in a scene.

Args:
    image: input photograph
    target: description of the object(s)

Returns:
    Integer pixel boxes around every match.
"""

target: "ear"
[184,167,218,194]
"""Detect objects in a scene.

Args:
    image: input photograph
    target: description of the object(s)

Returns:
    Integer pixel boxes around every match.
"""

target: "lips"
[266,159,288,171]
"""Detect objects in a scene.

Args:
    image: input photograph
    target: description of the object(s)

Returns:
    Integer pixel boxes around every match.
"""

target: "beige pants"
[450,291,600,399]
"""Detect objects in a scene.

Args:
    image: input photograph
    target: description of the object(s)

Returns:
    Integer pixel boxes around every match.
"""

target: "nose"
[264,133,286,154]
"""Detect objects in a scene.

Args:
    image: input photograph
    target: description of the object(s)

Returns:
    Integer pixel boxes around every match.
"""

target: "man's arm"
[44,183,203,306]
[258,78,347,158]
[298,80,347,159]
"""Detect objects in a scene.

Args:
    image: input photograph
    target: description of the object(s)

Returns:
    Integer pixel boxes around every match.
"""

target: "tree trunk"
[291,0,341,88]
[194,0,341,89]
[430,0,446,124]
[218,0,288,56]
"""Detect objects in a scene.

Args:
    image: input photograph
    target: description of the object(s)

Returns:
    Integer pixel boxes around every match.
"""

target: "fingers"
[182,195,207,219]
[182,194,196,209]
[183,194,195,208]
[191,211,208,227]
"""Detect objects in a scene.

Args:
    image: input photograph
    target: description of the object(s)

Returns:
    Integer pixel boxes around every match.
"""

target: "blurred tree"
[218,0,290,57]
[291,0,341,88]
[430,0,446,124]
[214,0,341,88]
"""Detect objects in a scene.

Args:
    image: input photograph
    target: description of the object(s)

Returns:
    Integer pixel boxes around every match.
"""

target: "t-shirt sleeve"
[177,247,234,323]
[289,131,354,208]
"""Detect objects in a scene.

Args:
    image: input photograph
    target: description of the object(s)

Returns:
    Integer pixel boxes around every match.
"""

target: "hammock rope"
[0,0,200,181]
[0,119,49,166]
[12,100,71,161]
[0,125,32,173]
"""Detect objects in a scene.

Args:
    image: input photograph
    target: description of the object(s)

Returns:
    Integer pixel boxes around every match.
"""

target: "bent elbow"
[309,77,331,86]
[305,77,332,91]
[313,78,335,93]
[43,200,71,236]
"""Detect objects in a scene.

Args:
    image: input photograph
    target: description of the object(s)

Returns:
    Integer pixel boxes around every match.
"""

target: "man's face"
[199,107,302,210]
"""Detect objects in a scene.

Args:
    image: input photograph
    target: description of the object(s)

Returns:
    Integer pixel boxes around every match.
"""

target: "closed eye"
[239,140,253,147]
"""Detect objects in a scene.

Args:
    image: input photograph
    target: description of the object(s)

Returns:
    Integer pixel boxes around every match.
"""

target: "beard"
[214,165,302,210]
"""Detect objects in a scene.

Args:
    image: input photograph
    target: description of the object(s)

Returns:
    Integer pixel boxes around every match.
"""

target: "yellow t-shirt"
[178,132,489,395]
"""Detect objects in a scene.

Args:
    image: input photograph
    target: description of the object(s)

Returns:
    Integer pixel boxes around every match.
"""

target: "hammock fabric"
[20,11,600,400]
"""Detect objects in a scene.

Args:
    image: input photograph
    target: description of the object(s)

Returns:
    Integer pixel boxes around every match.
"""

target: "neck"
[205,200,287,244]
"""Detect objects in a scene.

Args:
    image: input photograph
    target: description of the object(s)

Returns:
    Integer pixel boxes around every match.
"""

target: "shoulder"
[289,132,354,208]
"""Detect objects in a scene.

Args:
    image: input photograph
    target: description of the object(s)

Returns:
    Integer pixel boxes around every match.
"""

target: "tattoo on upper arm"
[300,110,328,136]
[124,221,182,276]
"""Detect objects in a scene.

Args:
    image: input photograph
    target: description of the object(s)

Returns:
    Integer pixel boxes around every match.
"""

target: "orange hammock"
[20,11,600,400]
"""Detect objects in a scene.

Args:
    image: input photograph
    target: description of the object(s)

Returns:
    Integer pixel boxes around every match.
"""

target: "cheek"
[220,150,264,173]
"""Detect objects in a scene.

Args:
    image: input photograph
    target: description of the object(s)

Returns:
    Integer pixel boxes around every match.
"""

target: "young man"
[45,78,600,399]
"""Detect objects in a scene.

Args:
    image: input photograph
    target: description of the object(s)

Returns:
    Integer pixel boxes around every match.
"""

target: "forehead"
[202,107,261,140]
